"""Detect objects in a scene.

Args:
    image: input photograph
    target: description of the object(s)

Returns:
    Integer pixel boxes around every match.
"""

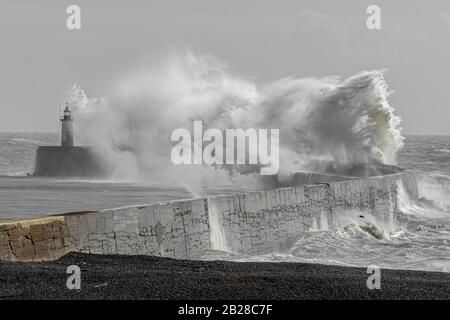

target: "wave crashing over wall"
[66,51,404,186]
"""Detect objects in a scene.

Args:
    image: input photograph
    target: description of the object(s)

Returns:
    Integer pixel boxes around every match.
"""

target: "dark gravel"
[0,252,449,300]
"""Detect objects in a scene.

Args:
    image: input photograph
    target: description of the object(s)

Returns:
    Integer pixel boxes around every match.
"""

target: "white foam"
[66,51,404,184]
[207,198,230,253]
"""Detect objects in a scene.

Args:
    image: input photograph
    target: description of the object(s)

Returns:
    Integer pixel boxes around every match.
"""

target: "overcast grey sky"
[1,0,450,134]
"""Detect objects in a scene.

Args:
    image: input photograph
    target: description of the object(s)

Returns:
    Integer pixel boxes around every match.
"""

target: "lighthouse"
[33,102,105,177]
[61,103,74,147]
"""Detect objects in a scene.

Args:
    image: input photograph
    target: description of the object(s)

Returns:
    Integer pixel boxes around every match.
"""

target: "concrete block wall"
[213,171,412,255]
[0,217,75,261]
[0,170,418,262]
[62,199,211,259]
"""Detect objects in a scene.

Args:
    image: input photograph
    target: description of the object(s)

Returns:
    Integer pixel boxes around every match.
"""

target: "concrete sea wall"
[0,217,75,261]
[0,169,418,262]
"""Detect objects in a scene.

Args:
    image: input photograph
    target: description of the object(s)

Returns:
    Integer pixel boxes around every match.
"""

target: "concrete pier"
[0,165,418,262]
[33,146,106,177]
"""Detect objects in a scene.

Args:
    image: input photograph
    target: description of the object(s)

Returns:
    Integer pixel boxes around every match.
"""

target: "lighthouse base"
[33,146,106,177]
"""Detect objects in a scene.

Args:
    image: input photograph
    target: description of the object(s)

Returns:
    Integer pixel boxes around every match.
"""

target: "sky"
[1,0,450,134]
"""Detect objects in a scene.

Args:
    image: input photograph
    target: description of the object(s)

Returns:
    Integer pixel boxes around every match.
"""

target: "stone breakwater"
[0,168,418,262]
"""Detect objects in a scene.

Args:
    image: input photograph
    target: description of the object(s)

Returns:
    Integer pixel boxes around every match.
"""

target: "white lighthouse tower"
[60,103,74,147]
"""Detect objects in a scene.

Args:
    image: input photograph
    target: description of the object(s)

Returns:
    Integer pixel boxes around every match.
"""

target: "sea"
[0,132,254,218]
[1,132,449,272]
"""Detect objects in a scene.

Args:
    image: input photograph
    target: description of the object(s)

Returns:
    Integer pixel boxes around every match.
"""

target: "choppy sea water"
[0,132,255,218]
[0,133,449,272]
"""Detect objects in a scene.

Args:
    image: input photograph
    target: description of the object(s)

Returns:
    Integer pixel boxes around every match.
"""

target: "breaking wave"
[67,50,403,185]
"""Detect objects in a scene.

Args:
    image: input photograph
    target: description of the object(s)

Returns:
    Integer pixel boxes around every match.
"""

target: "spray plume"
[66,50,404,186]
